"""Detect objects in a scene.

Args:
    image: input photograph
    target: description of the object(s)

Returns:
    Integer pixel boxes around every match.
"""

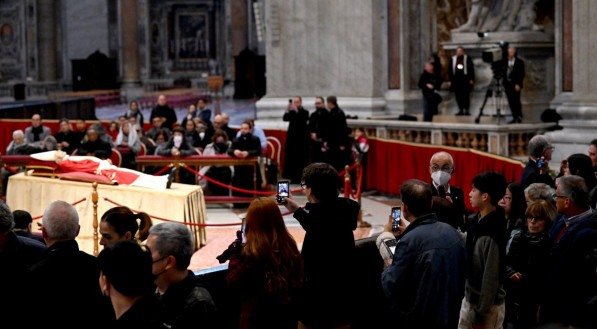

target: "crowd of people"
[1,130,597,328]
[2,138,596,328]
[3,94,370,199]
[378,138,597,329]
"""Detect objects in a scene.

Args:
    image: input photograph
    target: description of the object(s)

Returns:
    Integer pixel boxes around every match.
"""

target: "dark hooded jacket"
[293,197,360,327]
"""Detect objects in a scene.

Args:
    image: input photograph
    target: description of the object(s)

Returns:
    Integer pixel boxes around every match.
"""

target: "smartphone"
[536,157,545,169]
[391,206,401,232]
[384,239,398,256]
[276,180,290,204]
[240,217,247,243]
[288,99,292,104]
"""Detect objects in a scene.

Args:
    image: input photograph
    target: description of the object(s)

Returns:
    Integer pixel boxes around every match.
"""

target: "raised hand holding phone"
[276,180,290,205]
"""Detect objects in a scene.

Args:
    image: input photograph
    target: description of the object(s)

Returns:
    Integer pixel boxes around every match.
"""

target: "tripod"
[475,75,508,124]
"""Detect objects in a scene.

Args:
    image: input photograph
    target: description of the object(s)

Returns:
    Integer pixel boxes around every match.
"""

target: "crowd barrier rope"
[176,161,361,199]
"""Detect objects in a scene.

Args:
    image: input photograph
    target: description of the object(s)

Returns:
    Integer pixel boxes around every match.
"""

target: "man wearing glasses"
[429,151,467,229]
[521,135,555,190]
[541,175,597,327]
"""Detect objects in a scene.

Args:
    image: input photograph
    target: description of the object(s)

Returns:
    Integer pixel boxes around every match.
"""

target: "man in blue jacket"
[542,175,597,327]
[381,179,466,329]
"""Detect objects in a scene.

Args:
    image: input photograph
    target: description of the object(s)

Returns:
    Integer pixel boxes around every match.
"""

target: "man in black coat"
[0,202,46,319]
[429,151,467,229]
[76,127,112,159]
[521,135,555,190]
[503,46,525,124]
[307,96,329,164]
[150,94,178,130]
[325,96,351,172]
[228,121,262,206]
[418,62,442,122]
[449,46,475,116]
[27,201,113,329]
[283,96,309,183]
[283,163,360,328]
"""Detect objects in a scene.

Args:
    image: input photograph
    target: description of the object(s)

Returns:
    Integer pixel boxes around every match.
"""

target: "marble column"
[120,0,140,86]
[548,0,597,164]
[37,0,57,81]
[385,0,435,115]
[256,0,387,119]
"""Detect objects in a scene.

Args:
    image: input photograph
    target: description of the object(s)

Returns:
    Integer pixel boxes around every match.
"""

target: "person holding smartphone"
[283,163,360,328]
[381,179,466,329]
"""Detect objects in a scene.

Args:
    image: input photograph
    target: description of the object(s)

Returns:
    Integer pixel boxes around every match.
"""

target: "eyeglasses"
[300,182,307,189]
[552,194,569,199]
[430,165,453,172]
[152,255,168,264]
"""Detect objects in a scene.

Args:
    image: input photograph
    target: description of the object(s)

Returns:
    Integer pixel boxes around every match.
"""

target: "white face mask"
[199,132,205,139]
[431,170,451,186]
[173,135,183,147]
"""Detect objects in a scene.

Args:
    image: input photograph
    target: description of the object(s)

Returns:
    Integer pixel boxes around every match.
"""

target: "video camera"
[481,40,509,80]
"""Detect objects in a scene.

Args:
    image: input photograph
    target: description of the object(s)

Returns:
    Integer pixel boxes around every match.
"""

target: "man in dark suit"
[449,46,475,116]
[228,120,262,207]
[520,134,555,189]
[28,201,113,329]
[429,151,467,230]
[503,46,525,124]
[150,94,178,131]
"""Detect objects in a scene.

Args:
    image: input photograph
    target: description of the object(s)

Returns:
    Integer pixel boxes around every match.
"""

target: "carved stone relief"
[0,0,24,80]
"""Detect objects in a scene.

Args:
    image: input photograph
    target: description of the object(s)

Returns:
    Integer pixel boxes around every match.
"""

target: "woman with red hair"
[226,197,304,329]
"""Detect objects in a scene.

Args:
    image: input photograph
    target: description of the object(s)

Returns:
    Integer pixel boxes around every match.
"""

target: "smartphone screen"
[277,180,290,203]
[240,217,247,243]
[277,181,289,198]
[384,239,397,255]
[391,206,401,231]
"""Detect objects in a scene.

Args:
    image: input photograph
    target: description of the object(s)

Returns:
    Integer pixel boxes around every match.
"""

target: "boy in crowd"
[459,172,507,329]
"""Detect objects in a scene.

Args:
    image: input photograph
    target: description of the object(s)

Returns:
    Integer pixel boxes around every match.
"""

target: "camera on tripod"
[475,39,510,124]
[482,41,509,80]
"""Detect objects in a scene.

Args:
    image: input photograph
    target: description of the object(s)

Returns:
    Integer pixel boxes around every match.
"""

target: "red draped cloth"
[57,159,139,185]
[366,138,524,211]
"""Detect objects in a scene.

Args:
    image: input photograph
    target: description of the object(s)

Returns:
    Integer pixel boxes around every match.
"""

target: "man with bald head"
[214,113,236,141]
[150,94,177,130]
[28,200,112,328]
[429,151,466,228]
[24,113,52,149]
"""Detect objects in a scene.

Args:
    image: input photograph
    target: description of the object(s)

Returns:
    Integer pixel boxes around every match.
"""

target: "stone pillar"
[385,0,435,115]
[38,0,57,81]
[548,0,597,164]
[230,0,247,80]
[256,0,386,119]
[120,0,140,86]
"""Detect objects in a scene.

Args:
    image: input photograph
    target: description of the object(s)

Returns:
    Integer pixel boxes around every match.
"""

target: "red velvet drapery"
[365,138,524,210]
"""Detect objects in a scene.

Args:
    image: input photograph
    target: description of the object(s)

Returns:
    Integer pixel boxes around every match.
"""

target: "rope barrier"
[103,197,244,227]
[180,164,277,196]
[179,162,358,197]
[32,197,87,220]
[152,164,173,176]
[103,197,297,228]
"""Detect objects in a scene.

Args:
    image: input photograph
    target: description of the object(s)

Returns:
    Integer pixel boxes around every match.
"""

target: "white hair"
[12,129,24,139]
[42,201,80,241]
